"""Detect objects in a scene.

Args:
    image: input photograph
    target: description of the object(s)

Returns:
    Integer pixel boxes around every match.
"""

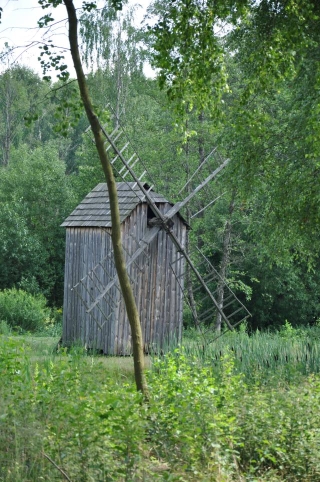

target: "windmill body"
[61,119,250,355]
[61,182,188,355]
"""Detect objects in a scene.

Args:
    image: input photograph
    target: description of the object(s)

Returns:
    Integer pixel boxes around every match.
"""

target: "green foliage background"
[0,0,319,330]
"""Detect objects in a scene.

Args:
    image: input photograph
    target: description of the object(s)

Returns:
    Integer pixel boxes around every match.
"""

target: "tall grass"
[179,324,320,384]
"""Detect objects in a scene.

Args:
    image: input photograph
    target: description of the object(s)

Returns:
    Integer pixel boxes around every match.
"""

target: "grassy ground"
[1,327,320,481]
[11,334,151,372]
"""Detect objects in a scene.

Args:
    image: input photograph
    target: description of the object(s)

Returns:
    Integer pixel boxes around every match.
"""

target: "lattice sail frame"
[71,114,250,344]
[170,250,251,342]
[71,228,152,331]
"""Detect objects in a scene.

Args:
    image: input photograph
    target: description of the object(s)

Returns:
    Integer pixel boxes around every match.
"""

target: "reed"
[170,324,320,384]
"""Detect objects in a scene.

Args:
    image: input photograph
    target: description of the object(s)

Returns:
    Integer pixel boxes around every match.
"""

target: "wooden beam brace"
[164,158,230,221]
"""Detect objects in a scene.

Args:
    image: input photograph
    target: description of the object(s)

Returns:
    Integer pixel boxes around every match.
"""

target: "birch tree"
[38,0,148,397]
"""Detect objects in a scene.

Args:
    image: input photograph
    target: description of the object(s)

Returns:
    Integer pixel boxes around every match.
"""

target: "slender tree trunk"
[197,111,205,163]
[114,26,124,126]
[1,76,13,166]
[215,195,235,332]
[196,110,205,249]
[63,0,148,398]
[182,116,200,329]
[185,220,200,329]
[185,110,205,328]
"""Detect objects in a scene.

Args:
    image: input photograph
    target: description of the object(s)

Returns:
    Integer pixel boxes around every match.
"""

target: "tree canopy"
[147,0,320,263]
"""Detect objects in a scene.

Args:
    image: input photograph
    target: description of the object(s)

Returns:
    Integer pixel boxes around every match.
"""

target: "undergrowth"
[1,328,320,481]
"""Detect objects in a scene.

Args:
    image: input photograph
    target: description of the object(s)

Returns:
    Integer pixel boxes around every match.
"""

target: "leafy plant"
[1,332,320,480]
[0,288,52,332]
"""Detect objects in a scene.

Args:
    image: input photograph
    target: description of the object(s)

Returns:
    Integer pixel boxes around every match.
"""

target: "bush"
[0,320,11,335]
[0,288,51,332]
[148,349,320,480]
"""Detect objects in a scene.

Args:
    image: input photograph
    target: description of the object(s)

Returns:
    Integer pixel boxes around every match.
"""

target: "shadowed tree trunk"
[0,71,16,166]
[63,0,148,398]
[185,110,206,330]
[215,194,235,332]
[182,115,200,329]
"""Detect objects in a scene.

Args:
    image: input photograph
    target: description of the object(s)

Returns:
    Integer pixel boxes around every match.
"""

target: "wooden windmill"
[61,117,250,354]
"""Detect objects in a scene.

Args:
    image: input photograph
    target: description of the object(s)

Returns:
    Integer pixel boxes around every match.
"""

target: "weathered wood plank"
[62,193,186,355]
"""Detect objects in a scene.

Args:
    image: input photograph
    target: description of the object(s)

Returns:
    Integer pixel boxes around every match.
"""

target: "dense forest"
[0,0,320,331]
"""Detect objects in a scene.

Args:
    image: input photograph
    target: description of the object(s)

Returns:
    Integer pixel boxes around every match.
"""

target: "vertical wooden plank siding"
[62,202,186,354]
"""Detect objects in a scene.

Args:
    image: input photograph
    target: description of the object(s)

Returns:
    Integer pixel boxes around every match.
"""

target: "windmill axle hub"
[148,217,174,230]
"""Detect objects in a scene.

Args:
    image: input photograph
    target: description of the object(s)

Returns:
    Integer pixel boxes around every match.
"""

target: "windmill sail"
[70,115,250,344]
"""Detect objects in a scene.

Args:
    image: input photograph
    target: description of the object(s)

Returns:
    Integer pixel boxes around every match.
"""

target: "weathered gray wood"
[62,184,187,355]
[178,146,218,195]
[164,158,230,221]
[61,182,170,228]
[178,223,187,342]
[154,226,163,349]
[85,226,160,314]
[139,215,149,350]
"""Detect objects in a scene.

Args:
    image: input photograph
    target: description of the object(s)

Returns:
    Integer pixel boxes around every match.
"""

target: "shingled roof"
[61,182,169,228]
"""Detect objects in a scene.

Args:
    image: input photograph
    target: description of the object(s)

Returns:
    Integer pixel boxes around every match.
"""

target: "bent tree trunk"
[63,0,148,397]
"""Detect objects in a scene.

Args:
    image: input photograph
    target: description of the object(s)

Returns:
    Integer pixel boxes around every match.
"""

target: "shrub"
[0,320,11,335]
[148,349,320,481]
[148,350,244,479]
[0,288,51,332]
